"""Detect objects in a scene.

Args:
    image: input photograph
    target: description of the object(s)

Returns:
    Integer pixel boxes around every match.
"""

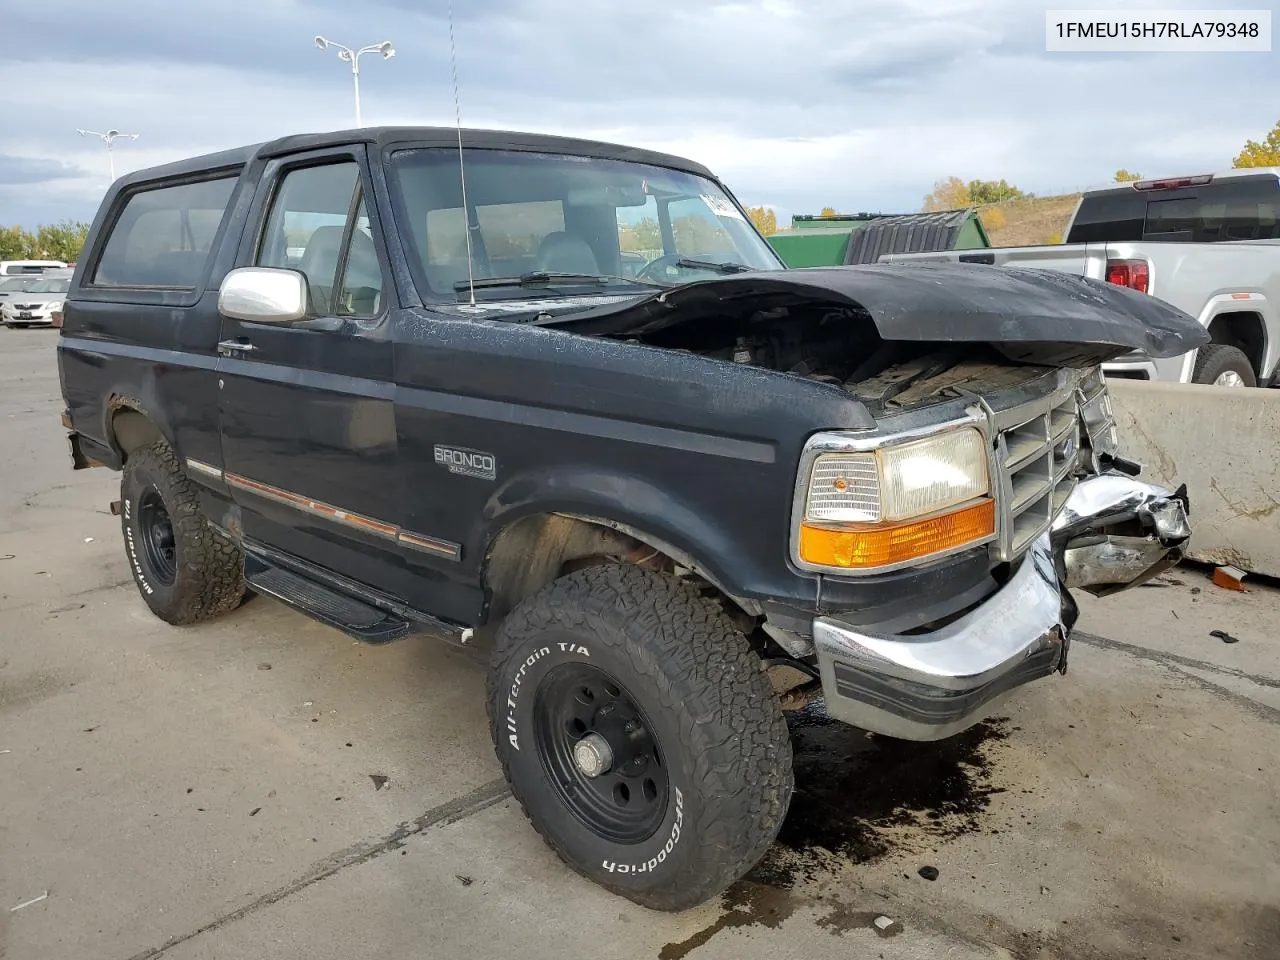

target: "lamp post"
[313,36,396,127]
[76,129,140,182]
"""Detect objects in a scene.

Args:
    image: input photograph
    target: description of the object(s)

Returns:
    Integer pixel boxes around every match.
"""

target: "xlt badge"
[434,444,497,481]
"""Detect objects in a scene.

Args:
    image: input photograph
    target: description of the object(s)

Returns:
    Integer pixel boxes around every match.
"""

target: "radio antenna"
[449,0,476,306]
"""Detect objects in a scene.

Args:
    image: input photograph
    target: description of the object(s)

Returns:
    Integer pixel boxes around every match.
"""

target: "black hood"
[558,263,1209,361]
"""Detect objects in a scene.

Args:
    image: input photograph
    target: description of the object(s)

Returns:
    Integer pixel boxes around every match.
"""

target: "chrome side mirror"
[218,267,308,324]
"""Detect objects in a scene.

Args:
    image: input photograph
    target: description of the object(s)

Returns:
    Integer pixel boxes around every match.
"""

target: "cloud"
[0,0,1277,228]
[0,155,84,186]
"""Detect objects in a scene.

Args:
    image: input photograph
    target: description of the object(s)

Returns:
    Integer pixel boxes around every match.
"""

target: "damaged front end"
[560,262,1206,742]
[809,366,1194,742]
[1053,474,1192,597]
[813,470,1192,742]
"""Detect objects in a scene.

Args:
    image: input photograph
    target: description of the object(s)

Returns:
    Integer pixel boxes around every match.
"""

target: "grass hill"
[976,193,1082,247]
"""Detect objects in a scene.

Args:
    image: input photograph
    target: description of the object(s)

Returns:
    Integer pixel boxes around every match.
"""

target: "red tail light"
[1106,259,1150,294]
[1132,174,1213,191]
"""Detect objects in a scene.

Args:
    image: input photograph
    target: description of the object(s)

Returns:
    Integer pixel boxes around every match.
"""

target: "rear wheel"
[1193,344,1256,387]
[488,564,793,910]
[120,440,245,624]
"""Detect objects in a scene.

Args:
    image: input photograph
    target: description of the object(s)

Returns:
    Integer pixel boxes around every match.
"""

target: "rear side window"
[1065,191,1146,243]
[92,175,237,287]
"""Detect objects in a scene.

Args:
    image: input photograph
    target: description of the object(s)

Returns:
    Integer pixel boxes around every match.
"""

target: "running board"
[244,554,410,643]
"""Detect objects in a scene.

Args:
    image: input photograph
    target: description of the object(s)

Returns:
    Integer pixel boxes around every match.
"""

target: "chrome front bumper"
[812,473,1190,741]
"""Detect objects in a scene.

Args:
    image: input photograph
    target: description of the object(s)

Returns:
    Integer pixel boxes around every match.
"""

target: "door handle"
[217,338,257,356]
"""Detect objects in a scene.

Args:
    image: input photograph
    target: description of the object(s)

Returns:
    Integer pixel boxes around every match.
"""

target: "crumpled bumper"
[812,473,1191,741]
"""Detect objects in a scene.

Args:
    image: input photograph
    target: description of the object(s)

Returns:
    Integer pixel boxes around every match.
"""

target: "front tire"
[487,564,793,911]
[1193,344,1256,387]
[120,440,245,624]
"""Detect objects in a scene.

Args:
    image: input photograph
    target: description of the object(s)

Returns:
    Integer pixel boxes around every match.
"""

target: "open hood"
[559,263,1209,362]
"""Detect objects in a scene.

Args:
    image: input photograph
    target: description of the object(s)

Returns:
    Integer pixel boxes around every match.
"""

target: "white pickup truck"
[881,168,1280,386]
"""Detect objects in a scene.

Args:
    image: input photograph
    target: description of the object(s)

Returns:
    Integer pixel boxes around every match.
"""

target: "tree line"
[745,117,1280,231]
[0,222,92,263]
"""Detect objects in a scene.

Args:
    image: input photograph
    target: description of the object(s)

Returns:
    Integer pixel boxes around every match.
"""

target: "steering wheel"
[635,254,687,283]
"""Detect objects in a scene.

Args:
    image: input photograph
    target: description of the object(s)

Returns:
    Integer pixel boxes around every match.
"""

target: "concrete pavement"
[2,328,1277,960]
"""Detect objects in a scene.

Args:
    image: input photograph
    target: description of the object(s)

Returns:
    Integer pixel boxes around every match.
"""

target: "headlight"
[44,300,63,313]
[796,426,995,572]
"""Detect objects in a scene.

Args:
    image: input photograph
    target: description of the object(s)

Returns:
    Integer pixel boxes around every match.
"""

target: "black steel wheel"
[137,488,177,586]
[120,440,245,624]
[534,662,668,844]
[488,563,794,911]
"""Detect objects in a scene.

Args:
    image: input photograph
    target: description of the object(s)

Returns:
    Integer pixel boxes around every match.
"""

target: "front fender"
[480,463,767,599]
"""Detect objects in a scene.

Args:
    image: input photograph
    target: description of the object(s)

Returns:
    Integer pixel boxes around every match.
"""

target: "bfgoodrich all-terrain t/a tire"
[120,440,245,625]
[487,564,794,911]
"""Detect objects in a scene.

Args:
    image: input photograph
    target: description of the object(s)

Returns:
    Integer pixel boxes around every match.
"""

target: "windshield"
[26,278,69,294]
[387,148,782,302]
[0,277,35,292]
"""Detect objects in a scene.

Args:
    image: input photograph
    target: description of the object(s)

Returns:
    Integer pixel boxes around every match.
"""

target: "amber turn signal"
[798,499,996,569]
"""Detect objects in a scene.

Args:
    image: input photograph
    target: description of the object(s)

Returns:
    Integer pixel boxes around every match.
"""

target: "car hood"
[557,263,1209,362]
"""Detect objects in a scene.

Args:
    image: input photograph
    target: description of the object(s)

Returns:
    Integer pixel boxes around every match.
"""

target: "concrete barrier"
[1108,379,1280,577]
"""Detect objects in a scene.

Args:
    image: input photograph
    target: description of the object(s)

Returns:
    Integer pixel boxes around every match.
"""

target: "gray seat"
[297,226,348,311]
[535,232,599,274]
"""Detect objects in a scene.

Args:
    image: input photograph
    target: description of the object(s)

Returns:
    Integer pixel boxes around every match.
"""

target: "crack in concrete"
[122,779,510,960]
[1075,631,1280,725]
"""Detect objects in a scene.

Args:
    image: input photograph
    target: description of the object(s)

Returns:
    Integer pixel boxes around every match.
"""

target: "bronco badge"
[433,444,497,481]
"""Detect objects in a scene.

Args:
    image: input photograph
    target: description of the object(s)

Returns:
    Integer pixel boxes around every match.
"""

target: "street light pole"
[313,37,396,127]
[76,129,140,182]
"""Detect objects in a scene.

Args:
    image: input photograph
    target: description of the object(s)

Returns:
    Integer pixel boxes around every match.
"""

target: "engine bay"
[625,302,1057,412]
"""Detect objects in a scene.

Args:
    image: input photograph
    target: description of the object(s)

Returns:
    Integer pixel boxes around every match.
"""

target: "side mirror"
[218,267,308,324]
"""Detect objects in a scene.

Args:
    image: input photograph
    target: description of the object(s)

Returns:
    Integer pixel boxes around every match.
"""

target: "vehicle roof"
[114,127,718,188]
[1082,167,1280,197]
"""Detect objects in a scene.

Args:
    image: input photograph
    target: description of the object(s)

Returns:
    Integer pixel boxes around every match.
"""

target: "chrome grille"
[994,389,1081,559]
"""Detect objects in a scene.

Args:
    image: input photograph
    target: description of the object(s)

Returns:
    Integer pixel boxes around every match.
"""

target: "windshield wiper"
[453,271,661,293]
[671,258,752,274]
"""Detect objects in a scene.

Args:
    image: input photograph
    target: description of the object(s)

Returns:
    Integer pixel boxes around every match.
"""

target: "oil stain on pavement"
[660,703,1011,958]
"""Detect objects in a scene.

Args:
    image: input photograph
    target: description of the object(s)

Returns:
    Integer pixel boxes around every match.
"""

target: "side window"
[335,197,383,318]
[92,176,237,287]
[667,196,737,260]
[258,162,382,317]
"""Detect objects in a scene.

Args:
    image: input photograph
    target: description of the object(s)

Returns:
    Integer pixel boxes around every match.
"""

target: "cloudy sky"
[1,0,1277,228]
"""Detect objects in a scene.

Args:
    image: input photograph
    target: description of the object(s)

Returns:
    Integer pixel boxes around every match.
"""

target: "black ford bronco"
[58,127,1204,910]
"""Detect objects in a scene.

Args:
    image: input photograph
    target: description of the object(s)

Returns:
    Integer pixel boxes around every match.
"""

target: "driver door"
[216,147,404,589]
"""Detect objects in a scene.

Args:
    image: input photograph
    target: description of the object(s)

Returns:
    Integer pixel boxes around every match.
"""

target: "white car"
[1,276,69,327]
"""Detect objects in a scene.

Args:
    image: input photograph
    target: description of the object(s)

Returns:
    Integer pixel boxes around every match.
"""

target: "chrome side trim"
[397,531,462,561]
[223,472,461,561]
[185,458,225,480]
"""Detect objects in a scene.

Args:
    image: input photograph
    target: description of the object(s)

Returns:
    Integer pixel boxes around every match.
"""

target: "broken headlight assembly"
[793,424,996,573]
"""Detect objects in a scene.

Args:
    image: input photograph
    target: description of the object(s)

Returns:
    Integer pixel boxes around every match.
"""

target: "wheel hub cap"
[572,733,613,778]
[1214,371,1246,387]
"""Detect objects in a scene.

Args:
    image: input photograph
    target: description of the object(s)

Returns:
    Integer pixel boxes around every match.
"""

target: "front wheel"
[487,564,793,910]
[120,440,245,624]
